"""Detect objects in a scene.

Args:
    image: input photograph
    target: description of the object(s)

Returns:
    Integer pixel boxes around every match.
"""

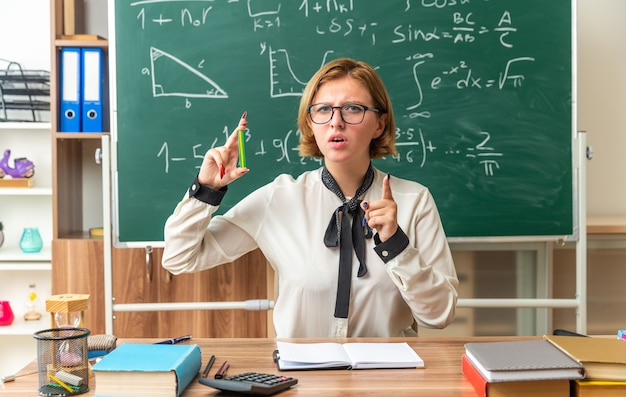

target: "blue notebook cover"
[92,343,201,397]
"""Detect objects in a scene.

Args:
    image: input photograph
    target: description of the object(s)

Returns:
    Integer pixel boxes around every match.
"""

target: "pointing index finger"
[382,173,393,200]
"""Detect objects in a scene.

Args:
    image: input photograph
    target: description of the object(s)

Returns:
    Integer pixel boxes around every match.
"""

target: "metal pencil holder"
[33,328,90,396]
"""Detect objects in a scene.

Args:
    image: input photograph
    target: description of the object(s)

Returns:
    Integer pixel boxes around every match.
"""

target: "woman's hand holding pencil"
[198,111,249,190]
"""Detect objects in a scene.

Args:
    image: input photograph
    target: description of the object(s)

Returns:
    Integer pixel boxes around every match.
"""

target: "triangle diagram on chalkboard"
[150,47,228,99]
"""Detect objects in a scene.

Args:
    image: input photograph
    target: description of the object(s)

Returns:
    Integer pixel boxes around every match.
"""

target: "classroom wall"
[577,0,626,216]
[0,0,50,71]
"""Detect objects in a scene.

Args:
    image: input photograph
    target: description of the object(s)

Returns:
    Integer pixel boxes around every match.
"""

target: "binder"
[81,47,104,132]
[59,47,81,132]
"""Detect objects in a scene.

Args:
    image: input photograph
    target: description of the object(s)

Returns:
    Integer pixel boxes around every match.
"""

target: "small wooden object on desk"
[45,294,90,328]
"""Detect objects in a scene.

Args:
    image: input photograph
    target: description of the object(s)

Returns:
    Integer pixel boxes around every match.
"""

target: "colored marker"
[202,355,215,378]
[214,360,230,379]
[238,111,247,168]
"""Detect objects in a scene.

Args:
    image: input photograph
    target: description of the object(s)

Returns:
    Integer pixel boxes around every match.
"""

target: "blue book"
[92,343,201,397]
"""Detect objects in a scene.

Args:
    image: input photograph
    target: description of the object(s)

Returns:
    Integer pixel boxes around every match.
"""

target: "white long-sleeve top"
[162,167,458,338]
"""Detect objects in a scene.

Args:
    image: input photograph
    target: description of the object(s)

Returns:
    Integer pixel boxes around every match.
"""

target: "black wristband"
[188,175,227,206]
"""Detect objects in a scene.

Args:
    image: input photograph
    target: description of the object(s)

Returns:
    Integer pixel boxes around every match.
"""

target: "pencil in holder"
[33,327,90,396]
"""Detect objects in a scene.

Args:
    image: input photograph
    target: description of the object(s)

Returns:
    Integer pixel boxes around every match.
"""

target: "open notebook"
[275,341,425,370]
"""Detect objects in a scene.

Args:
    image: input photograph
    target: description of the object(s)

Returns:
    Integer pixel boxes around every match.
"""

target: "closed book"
[464,339,584,382]
[92,343,202,397]
[275,341,424,370]
[574,379,626,397]
[545,335,626,381]
[462,354,570,397]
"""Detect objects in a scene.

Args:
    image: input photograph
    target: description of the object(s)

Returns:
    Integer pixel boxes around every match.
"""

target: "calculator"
[198,372,298,395]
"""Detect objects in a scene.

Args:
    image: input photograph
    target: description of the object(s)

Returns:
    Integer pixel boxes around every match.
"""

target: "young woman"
[162,58,458,338]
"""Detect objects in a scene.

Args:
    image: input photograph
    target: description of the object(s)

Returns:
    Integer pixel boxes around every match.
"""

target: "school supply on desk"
[573,379,626,397]
[154,334,192,344]
[214,360,229,379]
[463,339,585,382]
[545,335,626,381]
[91,343,201,397]
[199,372,298,396]
[274,341,424,370]
[87,333,117,358]
[0,369,39,383]
[201,354,215,378]
[461,354,570,397]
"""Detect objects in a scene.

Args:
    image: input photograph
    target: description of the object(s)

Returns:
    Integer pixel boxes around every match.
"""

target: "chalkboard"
[111,0,574,245]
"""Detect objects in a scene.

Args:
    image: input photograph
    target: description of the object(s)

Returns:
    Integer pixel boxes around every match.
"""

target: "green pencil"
[238,129,246,168]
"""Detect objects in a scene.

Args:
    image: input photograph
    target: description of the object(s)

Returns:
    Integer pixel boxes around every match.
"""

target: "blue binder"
[59,48,81,132]
[81,47,104,132]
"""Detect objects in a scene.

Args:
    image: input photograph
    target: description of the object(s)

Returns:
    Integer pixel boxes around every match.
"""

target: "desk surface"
[0,336,527,397]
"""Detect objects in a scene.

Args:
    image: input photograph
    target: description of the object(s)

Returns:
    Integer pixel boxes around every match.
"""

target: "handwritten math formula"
[114,0,574,239]
[117,0,568,179]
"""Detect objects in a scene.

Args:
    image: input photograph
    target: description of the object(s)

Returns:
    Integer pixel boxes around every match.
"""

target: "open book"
[275,341,424,370]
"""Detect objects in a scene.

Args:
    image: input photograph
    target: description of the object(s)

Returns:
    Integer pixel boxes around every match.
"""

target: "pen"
[155,335,192,344]
[202,355,215,378]
[238,111,247,168]
[214,360,229,379]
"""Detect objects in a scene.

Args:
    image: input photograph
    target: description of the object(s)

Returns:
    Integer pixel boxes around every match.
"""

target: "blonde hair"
[297,58,397,159]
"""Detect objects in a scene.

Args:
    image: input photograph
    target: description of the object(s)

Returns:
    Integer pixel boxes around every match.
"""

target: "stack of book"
[462,339,584,397]
[545,335,626,397]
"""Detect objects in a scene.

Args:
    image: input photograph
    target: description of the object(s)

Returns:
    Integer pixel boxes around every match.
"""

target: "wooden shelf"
[55,38,108,48]
[55,132,107,139]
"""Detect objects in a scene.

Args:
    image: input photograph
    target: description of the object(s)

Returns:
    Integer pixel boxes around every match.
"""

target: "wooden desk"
[0,336,525,397]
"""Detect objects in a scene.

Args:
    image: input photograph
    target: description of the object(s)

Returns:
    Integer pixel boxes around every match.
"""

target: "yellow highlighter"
[238,111,247,168]
[48,374,74,393]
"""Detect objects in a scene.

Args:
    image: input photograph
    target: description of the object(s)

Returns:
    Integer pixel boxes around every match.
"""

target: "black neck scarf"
[322,165,374,320]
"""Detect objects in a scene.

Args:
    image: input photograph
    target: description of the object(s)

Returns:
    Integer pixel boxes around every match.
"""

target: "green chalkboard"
[111,0,574,245]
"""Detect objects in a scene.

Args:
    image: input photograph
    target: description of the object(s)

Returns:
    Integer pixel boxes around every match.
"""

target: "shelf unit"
[48,0,108,335]
[0,122,53,339]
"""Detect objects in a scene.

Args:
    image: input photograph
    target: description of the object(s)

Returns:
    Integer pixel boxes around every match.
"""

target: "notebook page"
[276,341,351,365]
[343,343,424,367]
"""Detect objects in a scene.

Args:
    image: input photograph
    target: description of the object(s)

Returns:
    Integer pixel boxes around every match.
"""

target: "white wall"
[0,0,51,378]
[0,0,50,70]
[578,0,626,216]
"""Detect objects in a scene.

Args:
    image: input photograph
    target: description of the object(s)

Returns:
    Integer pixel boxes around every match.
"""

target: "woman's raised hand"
[197,111,248,190]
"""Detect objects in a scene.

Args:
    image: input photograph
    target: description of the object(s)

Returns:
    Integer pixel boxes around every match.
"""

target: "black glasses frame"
[307,103,380,125]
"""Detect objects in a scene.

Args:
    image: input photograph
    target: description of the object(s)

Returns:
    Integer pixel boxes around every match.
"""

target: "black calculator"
[198,372,298,395]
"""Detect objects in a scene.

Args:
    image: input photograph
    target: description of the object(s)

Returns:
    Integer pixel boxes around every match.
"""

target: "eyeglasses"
[307,103,380,125]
